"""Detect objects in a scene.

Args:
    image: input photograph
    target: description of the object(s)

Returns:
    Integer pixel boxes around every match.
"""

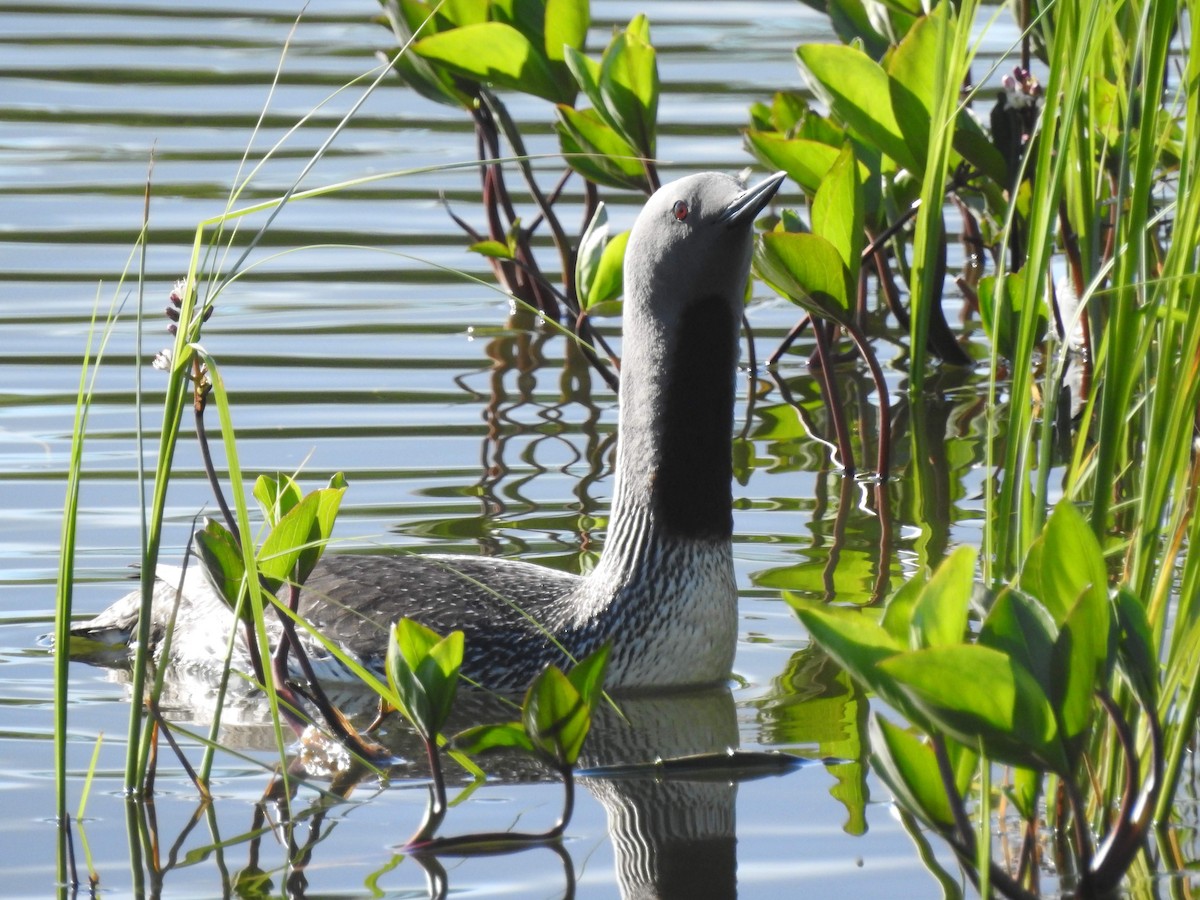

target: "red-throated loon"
[72,171,786,692]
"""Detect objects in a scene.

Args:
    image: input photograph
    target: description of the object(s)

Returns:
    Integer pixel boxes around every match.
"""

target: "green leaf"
[564,44,605,113]
[256,492,319,589]
[796,43,918,172]
[386,626,431,737]
[253,473,302,527]
[979,587,1057,697]
[811,144,865,275]
[490,0,584,103]
[881,645,1067,773]
[544,0,589,62]
[884,5,946,171]
[386,619,464,739]
[469,239,515,259]
[555,105,648,191]
[598,16,658,156]
[566,644,610,710]
[576,202,609,308]
[754,231,855,325]
[744,131,847,196]
[1021,501,1109,627]
[588,230,628,308]
[1113,587,1157,708]
[909,545,976,649]
[452,722,534,756]
[524,665,590,766]
[1051,587,1108,744]
[870,715,957,829]
[793,601,933,730]
[294,483,345,584]
[413,22,568,103]
[1007,765,1042,821]
[976,270,1047,360]
[194,518,246,610]
[880,571,927,644]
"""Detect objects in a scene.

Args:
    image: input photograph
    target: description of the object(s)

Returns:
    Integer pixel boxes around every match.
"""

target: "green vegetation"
[52,0,1200,895]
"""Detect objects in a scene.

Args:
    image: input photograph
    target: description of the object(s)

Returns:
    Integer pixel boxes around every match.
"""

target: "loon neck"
[602,291,739,560]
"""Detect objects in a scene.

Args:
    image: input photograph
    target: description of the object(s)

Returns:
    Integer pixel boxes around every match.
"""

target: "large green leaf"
[796,43,918,172]
[543,0,589,62]
[909,545,976,649]
[792,601,933,730]
[414,22,568,103]
[598,15,658,156]
[1020,500,1109,627]
[881,644,1067,773]
[754,231,855,325]
[979,587,1057,697]
[1051,587,1108,745]
[811,144,865,274]
[490,0,586,103]
[884,5,944,170]
[744,131,847,195]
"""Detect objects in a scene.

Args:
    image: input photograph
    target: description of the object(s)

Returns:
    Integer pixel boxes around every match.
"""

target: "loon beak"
[718,171,786,228]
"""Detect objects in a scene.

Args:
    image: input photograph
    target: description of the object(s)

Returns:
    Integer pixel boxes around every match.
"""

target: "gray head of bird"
[623,171,786,325]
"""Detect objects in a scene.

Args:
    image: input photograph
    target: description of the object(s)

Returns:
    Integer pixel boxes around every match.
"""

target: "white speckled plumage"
[73,171,785,692]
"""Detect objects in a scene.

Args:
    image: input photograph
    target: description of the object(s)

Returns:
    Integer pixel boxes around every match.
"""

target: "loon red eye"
[672,200,689,221]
